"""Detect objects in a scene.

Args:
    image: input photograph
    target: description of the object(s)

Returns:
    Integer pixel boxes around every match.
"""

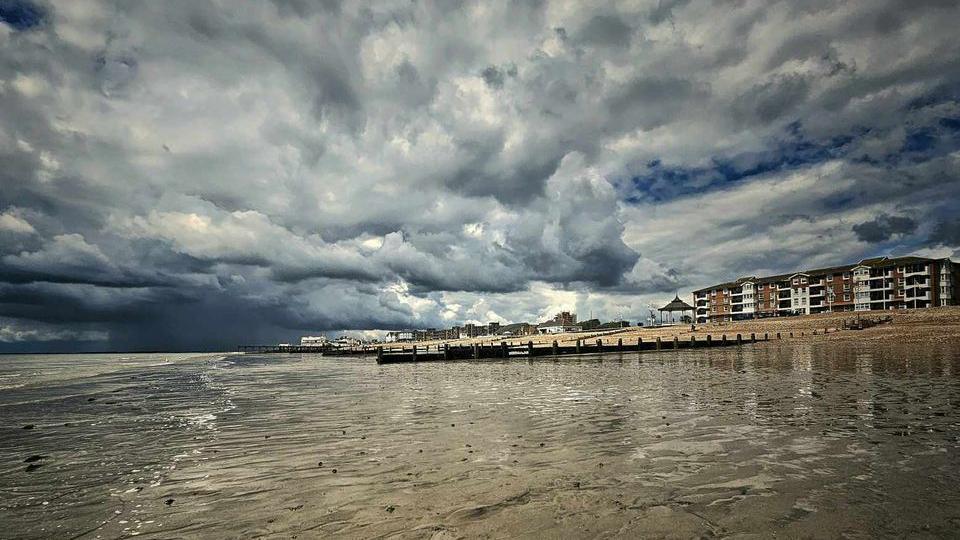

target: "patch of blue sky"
[621,105,960,205]
[621,128,853,203]
[0,0,45,31]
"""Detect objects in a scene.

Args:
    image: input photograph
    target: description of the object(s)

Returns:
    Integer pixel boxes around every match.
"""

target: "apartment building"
[692,256,958,323]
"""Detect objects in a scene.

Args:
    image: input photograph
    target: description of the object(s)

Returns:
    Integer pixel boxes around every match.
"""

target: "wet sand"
[3,338,960,538]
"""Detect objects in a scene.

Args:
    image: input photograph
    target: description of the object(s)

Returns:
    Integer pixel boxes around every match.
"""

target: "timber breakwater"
[377,332,776,364]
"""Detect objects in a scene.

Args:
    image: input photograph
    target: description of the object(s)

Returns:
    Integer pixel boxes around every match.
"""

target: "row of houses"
[382,311,628,342]
[385,322,506,343]
[692,255,958,323]
[298,335,362,348]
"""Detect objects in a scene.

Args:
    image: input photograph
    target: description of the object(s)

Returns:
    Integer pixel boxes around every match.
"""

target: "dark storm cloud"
[733,74,811,126]
[1,0,959,350]
[852,214,918,243]
[480,66,504,89]
[576,14,633,48]
[929,218,960,247]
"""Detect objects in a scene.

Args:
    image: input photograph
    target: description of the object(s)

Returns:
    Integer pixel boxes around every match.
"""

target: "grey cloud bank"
[1,0,959,351]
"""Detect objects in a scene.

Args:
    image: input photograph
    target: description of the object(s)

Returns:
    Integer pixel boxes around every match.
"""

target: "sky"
[1,0,960,352]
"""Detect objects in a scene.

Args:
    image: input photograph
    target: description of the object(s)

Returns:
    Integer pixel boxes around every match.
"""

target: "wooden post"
[736,334,742,345]
[596,338,602,352]
[764,333,768,341]
[750,333,756,343]
[443,344,450,360]
[777,332,781,339]
[656,337,662,350]
[552,340,559,355]
[501,341,508,358]
[576,339,581,354]
[528,341,534,356]
[707,334,712,346]
[673,336,679,349]
[690,335,696,348]
[473,343,479,359]
[412,345,418,361]
[721,334,727,345]
[618,338,623,351]
[637,337,643,351]
[377,347,383,363]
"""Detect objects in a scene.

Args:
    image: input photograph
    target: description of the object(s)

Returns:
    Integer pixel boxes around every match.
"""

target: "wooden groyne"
[376,333,772,364]
[238,320,871,362]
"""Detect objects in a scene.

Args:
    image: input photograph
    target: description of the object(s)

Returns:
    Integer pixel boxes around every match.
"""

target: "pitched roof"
[660,295,694,311]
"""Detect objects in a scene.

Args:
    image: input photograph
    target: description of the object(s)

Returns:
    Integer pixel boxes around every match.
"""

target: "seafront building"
[537,311,581,334]
[693,255,958,323]
[385,312,583,342]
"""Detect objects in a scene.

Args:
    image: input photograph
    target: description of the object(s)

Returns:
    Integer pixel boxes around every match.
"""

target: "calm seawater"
[2,342,959,539]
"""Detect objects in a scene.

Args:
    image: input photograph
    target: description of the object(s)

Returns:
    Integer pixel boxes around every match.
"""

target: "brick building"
[692,256,958,323]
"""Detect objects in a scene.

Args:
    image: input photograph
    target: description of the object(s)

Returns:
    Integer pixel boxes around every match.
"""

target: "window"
[827,275,833,282]
[843,272,851,279]
[843,284,850,291]
[844,294,850,301]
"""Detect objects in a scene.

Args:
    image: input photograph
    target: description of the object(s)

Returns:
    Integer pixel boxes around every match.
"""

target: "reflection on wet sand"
[3,340,960,538]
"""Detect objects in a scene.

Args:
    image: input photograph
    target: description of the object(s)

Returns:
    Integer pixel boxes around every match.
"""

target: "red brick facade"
[692,256,958,323]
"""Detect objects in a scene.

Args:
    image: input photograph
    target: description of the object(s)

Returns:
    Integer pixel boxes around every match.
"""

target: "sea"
[2,341,959,538]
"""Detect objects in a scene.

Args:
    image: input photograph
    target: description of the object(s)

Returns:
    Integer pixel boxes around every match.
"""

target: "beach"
[403,306,960,350]
[3,316,960,538]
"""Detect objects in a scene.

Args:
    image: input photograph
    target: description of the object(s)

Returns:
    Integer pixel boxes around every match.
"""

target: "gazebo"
[658,295,695,325]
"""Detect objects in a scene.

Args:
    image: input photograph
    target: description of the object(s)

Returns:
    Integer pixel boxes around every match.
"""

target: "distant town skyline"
[2,1,960,352]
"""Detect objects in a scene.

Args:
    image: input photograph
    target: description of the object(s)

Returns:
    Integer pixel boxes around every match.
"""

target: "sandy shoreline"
[395,306,960,351]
